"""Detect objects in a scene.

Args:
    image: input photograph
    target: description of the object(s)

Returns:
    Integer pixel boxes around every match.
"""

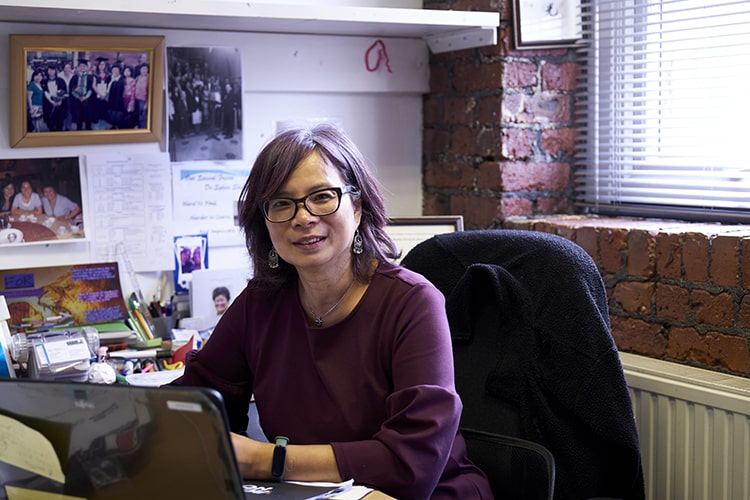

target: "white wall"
[0,20,427,299]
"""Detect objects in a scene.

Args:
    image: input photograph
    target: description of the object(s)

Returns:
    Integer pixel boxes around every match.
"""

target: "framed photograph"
[0,157,87,246]
[9,35,165,148]
[385,215,464,263]
[513,0,582,50]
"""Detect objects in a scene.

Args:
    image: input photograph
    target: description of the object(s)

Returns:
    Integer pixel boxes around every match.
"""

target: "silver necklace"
[307,277,356,327]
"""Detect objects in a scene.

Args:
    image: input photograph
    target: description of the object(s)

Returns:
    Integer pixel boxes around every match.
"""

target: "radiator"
[620,352,750,500]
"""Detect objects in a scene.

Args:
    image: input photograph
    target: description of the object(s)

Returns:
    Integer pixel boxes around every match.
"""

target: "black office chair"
[461,427,555,500]
[401,229,645,500]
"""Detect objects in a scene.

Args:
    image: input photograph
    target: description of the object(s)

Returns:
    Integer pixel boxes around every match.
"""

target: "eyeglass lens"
[265,188,342,222]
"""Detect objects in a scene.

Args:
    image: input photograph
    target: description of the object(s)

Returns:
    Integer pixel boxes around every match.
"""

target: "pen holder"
[151,316,176,340]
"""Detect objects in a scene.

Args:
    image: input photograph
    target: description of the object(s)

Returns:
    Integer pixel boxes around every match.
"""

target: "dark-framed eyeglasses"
[261,185,359,223]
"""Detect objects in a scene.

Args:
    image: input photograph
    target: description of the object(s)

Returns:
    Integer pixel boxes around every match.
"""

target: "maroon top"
[171,261,492,498]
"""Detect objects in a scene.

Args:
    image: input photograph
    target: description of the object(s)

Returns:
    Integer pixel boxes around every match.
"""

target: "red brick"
[450,195,499,227]
[710,236,740,287]
[575,226,599,265]
[610,316,666,357]
[668,328,750,374]
[535,196,573,214]
[455,61,503,92]
[541,127,576,156]
[423,192,449,215]
[613,281,654,314]
[476,161,501,190]
[691,289,734,328]
[739,295,750,328]
[600,228,628,274]
[499,196,533,218]
[501,93,524,122]
[428,65,450,93]
[499,161,569,192]
[541,62,578,91]
[526,93,572,124]
[475,127,504,157]
[423,128,451,157]
[503,61,537,89]
[682,232,710,282]
[655,283,689,321]
[627,230,656,278]
[444,97,474,125]
[502,128,534,159]
[424,161,474,189]
[742,237,750,288]
[451,127,478,156]
[477,95,502,124]
[655,232,682,279]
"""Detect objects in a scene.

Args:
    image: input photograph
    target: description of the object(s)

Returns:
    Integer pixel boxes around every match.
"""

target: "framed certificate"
[513,0,582,49]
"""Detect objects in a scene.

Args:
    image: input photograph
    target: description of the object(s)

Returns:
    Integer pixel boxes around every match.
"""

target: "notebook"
[0,379,355,500]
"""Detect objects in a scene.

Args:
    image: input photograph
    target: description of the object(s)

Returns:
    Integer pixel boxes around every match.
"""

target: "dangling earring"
[352,229,363,255]
[268,247,279,268]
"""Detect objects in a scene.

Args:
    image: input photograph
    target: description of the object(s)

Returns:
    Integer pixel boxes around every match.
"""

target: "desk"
[6,214,83,243]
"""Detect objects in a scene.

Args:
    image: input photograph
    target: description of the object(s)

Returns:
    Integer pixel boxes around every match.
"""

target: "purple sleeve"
[332,282,462,498]
[169,291,254,433]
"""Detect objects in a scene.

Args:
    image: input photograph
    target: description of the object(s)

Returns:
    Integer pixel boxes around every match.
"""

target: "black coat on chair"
[401,229,645,500]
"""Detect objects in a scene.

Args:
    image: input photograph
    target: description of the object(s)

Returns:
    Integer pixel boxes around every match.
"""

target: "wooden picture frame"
[385,215,464,263]
[9,35,164,148]
[513,0,582,50]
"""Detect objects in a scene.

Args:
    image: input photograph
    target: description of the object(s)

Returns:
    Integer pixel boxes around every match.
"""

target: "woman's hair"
[238,123,399,290]
[212,286,230,301]
[2,180,15,202]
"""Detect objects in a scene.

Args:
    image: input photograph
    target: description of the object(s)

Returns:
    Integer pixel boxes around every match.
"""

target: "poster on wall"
[0,262,129,334]
[171,163,249,248]
[0,157,86,246]
[166,46,243,162]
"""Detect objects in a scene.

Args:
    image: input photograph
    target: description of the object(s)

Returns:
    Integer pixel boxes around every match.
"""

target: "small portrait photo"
[173,234,208,295]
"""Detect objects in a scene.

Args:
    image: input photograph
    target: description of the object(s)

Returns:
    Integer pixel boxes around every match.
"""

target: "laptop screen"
[0,379,244,500]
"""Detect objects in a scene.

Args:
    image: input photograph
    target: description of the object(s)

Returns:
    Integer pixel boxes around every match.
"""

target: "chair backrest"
[401,229,645,500]
[461,427,555,500]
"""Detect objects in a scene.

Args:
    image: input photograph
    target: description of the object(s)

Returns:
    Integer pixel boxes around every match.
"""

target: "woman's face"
[33,72,43,83]
[265,151,361,275]
[214,295,229,315]
[21,182,32,198]
[3,184,14,199]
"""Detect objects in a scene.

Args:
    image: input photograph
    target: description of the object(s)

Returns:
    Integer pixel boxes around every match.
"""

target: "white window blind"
[575,0,750,222]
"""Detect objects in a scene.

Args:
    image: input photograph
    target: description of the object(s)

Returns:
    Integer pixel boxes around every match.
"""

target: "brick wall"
[422,0,750,378]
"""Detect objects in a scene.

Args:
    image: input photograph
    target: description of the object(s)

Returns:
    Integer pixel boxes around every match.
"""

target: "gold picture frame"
[9,35,164,148]
[513,0,582,50]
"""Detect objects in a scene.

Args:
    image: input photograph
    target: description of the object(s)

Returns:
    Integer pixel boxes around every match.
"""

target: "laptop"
[0,379,358,500]
[0,379,244,500]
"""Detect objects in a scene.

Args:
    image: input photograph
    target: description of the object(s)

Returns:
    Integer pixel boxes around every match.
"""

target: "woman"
[1,181,15,214]
[27,69,45,132]
[41,185,81,221]
[43,64,67,132]
[171,124,492,498]
[212,286,230,316]
[11,180,43,218]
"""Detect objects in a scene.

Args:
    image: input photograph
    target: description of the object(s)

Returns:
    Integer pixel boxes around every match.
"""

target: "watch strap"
[271,435,288,482]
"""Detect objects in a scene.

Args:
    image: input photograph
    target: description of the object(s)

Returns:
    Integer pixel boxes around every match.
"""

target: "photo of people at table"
[0,157,85,245]
[24,49,152,133]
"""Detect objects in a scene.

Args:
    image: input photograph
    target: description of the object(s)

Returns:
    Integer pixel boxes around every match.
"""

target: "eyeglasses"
[261,186,359,223]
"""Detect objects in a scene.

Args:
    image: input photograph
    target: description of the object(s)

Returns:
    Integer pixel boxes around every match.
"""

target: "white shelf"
[0,0,499,53]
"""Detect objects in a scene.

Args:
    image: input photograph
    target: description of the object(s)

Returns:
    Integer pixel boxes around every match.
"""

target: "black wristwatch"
[271,436,289,482]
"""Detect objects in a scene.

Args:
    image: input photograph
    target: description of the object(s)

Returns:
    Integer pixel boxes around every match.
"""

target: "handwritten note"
[0,414,65,483]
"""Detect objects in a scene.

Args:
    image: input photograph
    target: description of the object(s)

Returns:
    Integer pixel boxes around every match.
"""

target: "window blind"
[575,0,750,222]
